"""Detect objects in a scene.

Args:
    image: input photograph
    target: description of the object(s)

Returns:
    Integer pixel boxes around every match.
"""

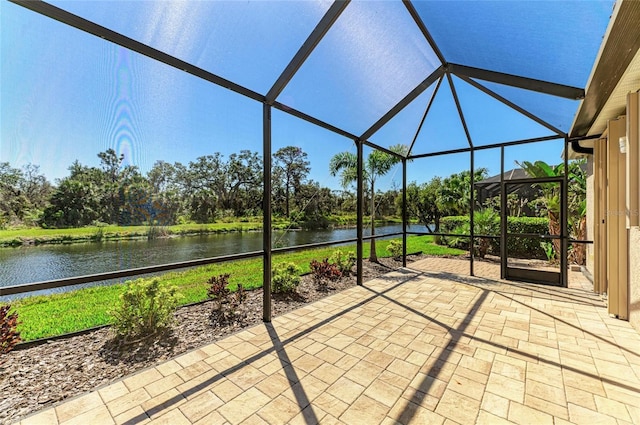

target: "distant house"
[474,168,541,216]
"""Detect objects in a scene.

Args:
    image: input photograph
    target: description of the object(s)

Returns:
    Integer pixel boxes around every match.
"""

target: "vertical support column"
[356,140,364,286]
[470,149,475,276]
[562,136,569,288]
[626,92,639,329]
[627,92,639,228]
[607,117,628,319]
[594,137,608,295]
[402,158,407,268]
[500,146,507,280]
[263,103,272,322]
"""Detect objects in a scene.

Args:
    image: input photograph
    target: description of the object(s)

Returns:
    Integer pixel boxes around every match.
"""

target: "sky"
[0,0,614,192]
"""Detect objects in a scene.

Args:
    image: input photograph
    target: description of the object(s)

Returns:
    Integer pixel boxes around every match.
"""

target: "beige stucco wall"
[629,227,640,332]
[586,156,595,273]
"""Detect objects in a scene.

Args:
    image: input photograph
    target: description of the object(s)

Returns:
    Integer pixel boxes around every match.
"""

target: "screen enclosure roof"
[8,0,617,157]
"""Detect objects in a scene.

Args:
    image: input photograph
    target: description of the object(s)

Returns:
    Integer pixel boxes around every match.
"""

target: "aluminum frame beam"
[266,0,349,103]
[408,134,562,160]
[408,77,443,156]
[10,0,266,103]
[402,0,447,65]
[356,140,364,286]
[455,74,565,136]
[360,66,445,142]
[271,101,358,141]
[447,73,474,148]
[449,63,585,100]
[362,140,405,159]
[263,104,273,322]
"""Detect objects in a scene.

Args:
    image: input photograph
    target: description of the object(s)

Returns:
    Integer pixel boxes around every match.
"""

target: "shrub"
[272,262,301,293]
[147,225,169,240]
[439,215,548,259]
[387,240,403,259]
[310,259,342,291]
[329,250,356,276]
[109,279,182,341]
[1,305,20,356]
[207,274,247,321]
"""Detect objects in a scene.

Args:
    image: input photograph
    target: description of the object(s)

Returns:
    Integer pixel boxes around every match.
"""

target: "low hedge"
[440,215,549,259]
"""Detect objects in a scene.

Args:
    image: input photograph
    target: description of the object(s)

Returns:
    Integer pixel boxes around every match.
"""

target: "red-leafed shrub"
[1,305,21,356]
[310,259,342,291]
[207,274,247,322]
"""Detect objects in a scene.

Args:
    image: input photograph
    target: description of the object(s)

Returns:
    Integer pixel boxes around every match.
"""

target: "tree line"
[0,147,402,229]
[1,146,508,232]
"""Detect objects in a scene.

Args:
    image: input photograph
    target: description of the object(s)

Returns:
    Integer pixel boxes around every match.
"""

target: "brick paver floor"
[19,258,640,424]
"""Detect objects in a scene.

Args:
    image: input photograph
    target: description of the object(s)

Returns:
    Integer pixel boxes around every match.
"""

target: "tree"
[225,150,262,216]
[438,168,488,217]
[402,178,444,232]
[176,151,262,221]
[43,178,101,227]
[0,163,52,226]
[0,162,24,226]
[330,144,408,262]
[517,160,562,261]
[273,147,310,218]
[98,149,125,223]
[517,159,587,264]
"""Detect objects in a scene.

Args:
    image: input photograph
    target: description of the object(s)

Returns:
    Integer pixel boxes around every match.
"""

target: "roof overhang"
[569,0,640,140]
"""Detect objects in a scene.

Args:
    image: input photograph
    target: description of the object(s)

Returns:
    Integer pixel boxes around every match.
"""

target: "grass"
[0,222,266,246]
[6,235,464,341]
[0,216,411,247]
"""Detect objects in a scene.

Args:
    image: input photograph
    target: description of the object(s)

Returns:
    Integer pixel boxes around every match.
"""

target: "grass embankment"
[0,216,408,247]
[8,236,464,341]
[0,221,265,247]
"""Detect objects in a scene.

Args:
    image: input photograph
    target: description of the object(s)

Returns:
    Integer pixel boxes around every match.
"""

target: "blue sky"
[1,1,613,191]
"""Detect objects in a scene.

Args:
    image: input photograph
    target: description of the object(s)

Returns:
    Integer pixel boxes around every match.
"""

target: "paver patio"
[19,258,640,424]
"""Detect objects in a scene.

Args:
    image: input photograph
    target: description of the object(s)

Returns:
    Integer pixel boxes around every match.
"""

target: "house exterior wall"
[627,91,640,332]
[606,117,628,320]
[586,156,595,273]
[630,227,640,331]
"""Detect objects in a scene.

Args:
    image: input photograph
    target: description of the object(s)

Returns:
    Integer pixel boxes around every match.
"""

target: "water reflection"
[0,224,413,299]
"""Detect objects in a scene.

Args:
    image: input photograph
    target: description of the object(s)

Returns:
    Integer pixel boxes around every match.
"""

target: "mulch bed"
[0,256,423,424]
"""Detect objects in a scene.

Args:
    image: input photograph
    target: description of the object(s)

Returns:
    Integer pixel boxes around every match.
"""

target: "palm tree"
[516,160,562,261]
[516,159,587,264]
[329,144,408,262]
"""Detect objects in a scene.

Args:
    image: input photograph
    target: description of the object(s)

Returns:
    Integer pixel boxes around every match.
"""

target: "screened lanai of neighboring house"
[0,0,621,311]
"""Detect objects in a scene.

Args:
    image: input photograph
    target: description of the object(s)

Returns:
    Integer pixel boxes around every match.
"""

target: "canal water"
[0,224,422,299]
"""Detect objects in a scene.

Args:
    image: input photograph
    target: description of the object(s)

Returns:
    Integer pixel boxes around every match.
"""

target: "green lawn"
[6,235,464,341]
[0,216,410,247]
[0,222,266,246]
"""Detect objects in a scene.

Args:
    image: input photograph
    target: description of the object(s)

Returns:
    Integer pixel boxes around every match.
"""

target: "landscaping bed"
[0,256,419,425]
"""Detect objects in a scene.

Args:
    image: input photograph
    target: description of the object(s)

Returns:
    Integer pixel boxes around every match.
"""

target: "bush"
[109,279,182,341]
[207,274,247,322]
[504,216,549,259]
[328,250,356,276]
[272,262,301,293]
[439,215,549,259]
[1,305,20,356]
[440,216,469,233]
[387,240,403,259]
[310,259,342,291]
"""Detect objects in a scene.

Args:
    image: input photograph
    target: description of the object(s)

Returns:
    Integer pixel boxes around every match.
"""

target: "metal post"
[500,146,507,279]
[357,140,364,285]
[562,136,569,287]
[470,149,475,276]
[402,158,407,267]
[263,104,272,321]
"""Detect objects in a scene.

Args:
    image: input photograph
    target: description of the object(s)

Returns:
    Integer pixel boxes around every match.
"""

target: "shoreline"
[0,219,407,248]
